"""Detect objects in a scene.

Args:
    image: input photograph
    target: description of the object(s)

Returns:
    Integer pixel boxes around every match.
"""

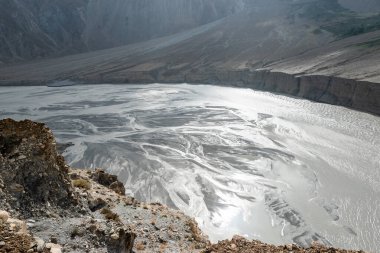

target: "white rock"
[45,243,61,249]
[50,248,62,253]
[46,243,62,253]
[26,222,35,228]
[0,210,9,222]
[34,237,45,252]
[7,218,27,233]
[110,233,119,240]
[45,243,53,249]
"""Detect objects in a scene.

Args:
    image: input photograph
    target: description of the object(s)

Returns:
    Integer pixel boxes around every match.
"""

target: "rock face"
[91,168,126,195]
[0,119,74,217]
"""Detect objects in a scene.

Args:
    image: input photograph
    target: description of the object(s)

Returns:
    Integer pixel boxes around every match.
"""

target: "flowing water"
[0,84,379,252]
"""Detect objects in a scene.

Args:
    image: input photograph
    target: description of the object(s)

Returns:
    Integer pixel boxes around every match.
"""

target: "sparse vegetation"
[72,178,91,190]
[70,226,85,238]
[100,207,120,222]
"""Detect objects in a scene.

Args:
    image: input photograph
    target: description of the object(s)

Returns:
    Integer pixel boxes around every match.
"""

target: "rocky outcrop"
[0,208,136,253]
[203,235,364,253]
[90,168,126,195]
[0,119,75,217]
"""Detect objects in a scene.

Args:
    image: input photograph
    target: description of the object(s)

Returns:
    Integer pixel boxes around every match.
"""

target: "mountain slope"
[1,0,379,82]
[0,0,247,63]
[0,0,87,62]
[339,0,380,13]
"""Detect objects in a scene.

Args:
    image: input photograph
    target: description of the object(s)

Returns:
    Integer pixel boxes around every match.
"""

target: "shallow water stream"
[0,84,379,252]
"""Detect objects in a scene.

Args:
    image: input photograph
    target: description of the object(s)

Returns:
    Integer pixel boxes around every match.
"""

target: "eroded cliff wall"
[95,69,380,116]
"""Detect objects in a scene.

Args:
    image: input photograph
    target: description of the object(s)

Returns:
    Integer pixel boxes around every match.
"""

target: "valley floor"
[0,119,369,252]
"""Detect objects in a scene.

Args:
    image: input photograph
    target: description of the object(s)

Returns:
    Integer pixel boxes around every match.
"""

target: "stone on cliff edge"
[91,168,126,195]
